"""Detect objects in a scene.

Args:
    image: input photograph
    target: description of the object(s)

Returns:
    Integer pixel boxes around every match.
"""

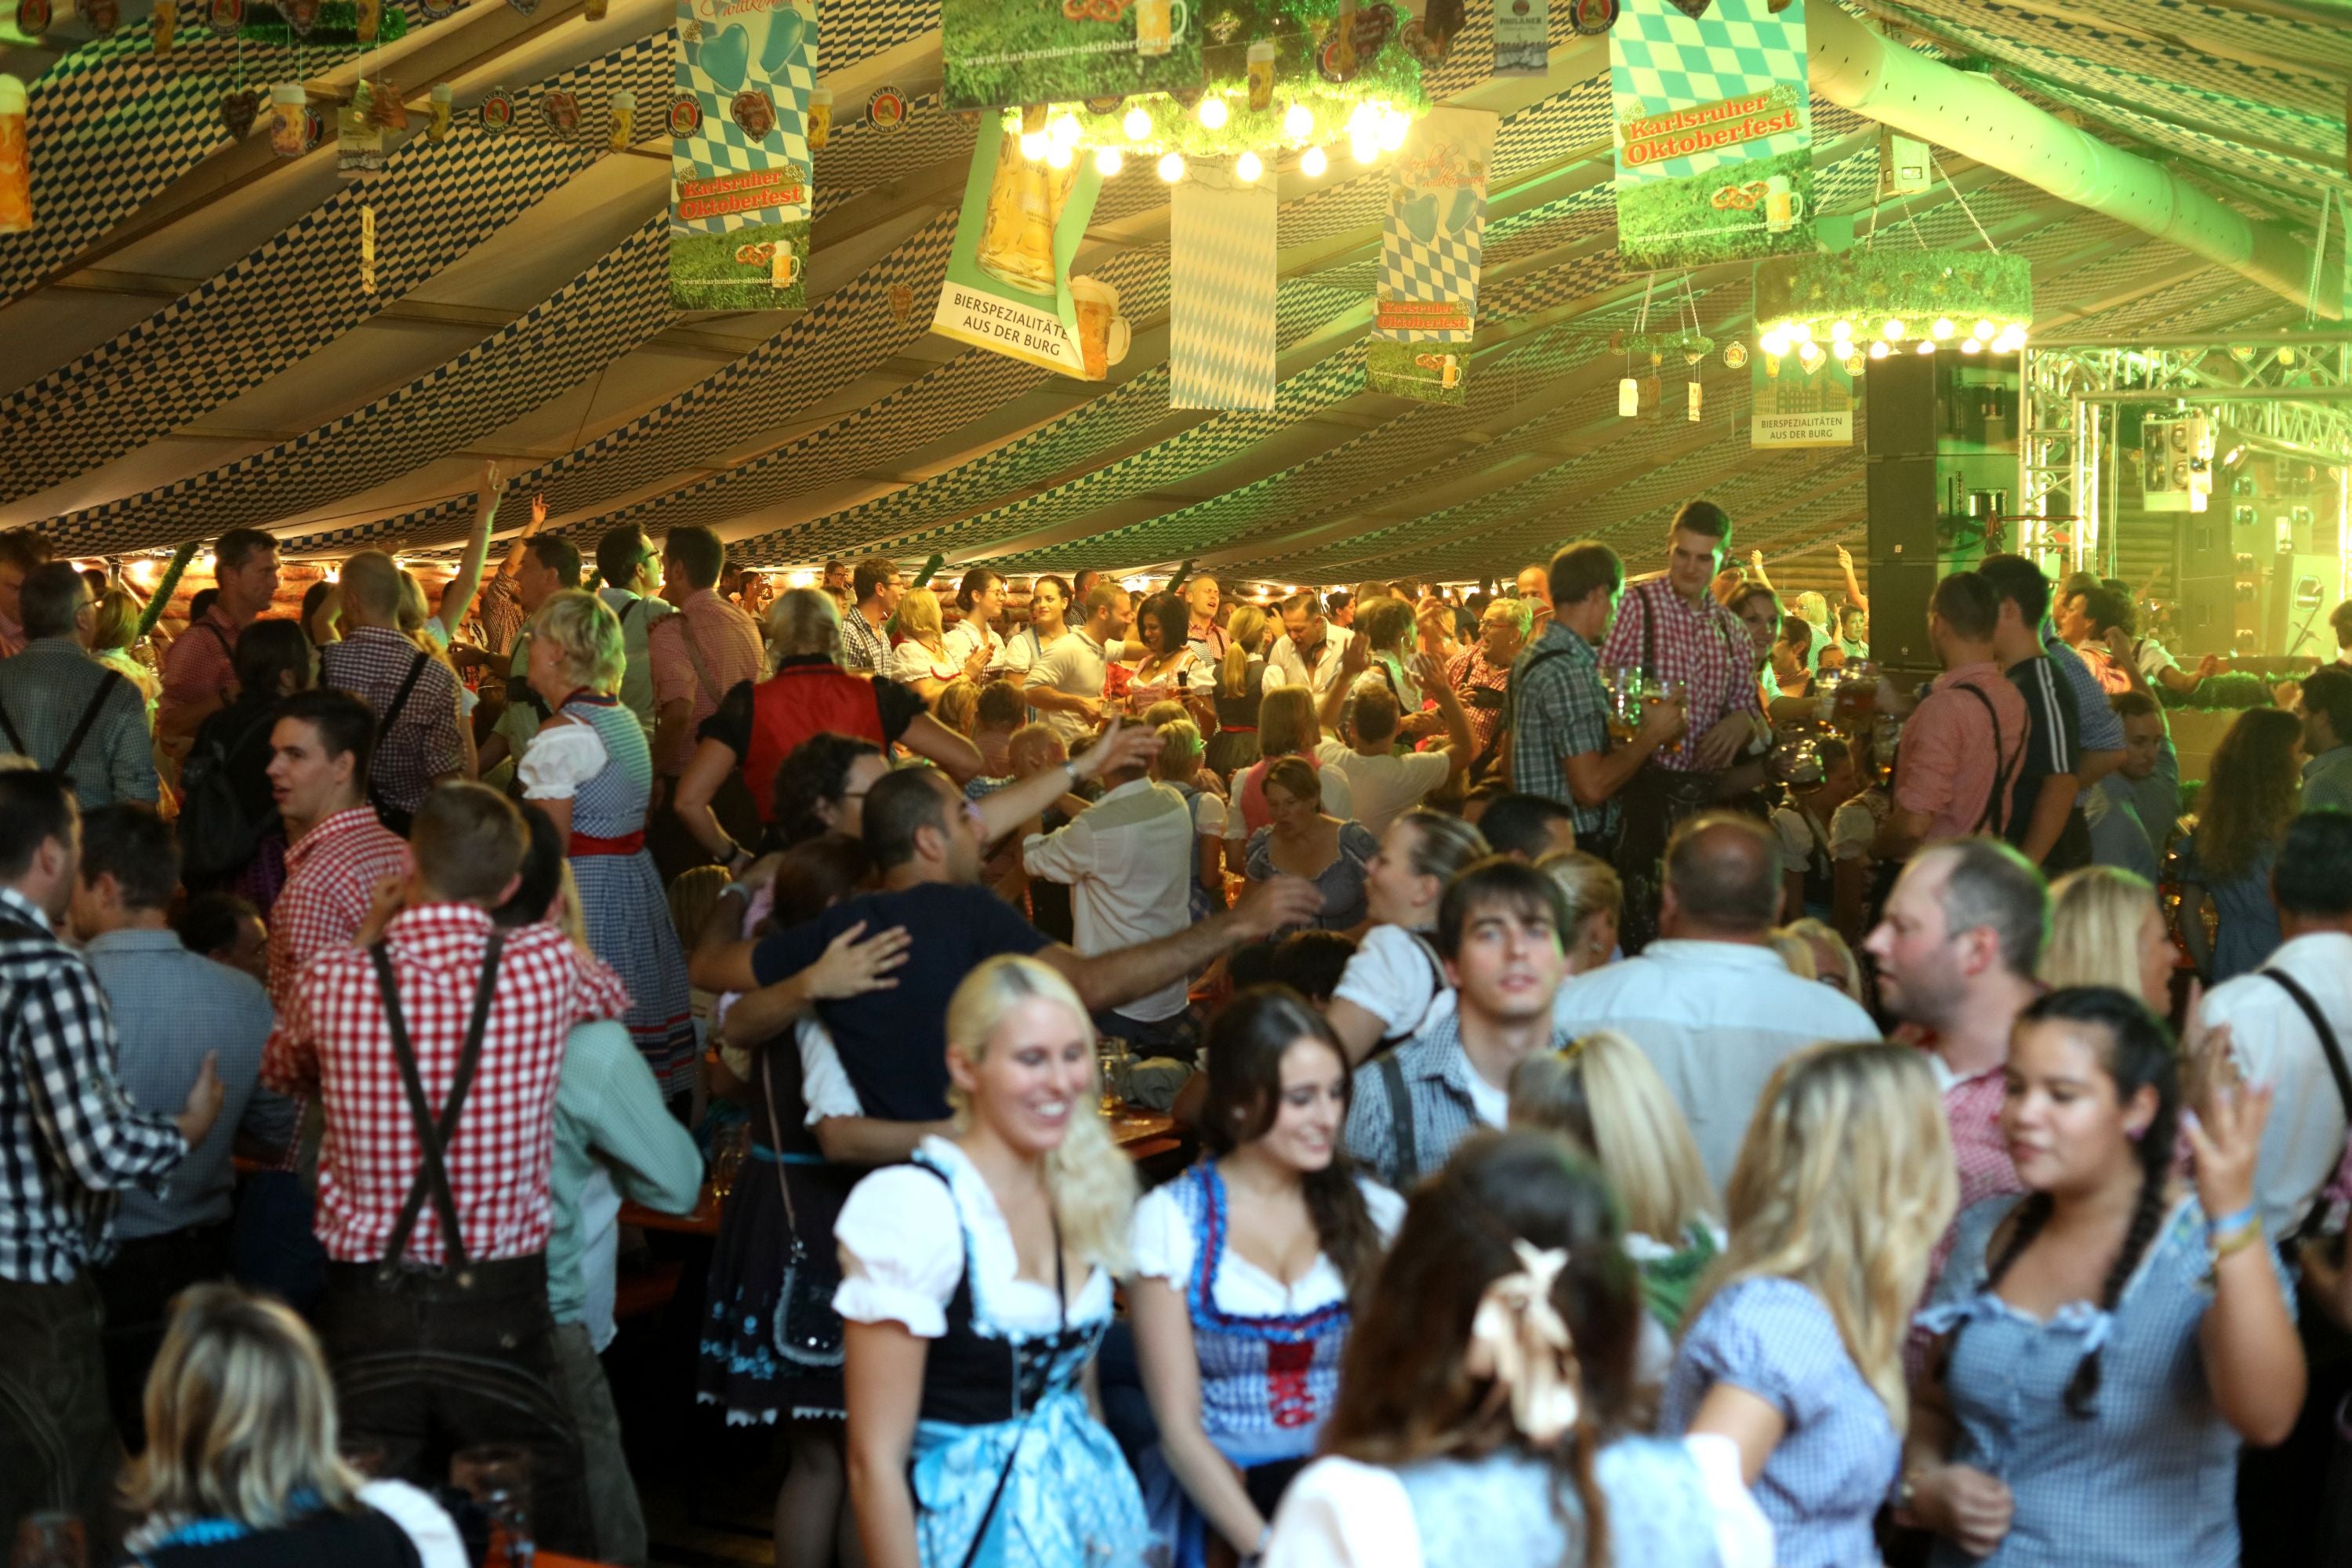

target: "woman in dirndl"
[517,589,699,1103]
[837,956,1151,1567]
[1129,988,1403,1566]
[1204,604,1279,784]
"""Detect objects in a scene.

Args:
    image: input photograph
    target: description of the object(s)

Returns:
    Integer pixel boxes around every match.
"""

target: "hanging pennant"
[16,0,49,34]
[203,0,239,32]
[151,0,176,53]
[367,80,408,131]
[942,0,1201,110]
[0,77,28,238]
[1367,106,1495,407]
[360,204,376,294]
[1493,0,1548,74]
[1611,0,1814,271]
[1686,378,1702,420]
[427,82,453,140]
[337,96,386,176]
[930,126,1102,376]
[608,89,634,152]
[1169,166,1272,409]
[1618,377,1639,417]
[670,0,817,310]
[1749,332,1853,448]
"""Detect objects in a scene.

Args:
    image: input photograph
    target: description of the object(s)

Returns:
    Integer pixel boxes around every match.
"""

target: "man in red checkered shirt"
[263,688,412,1015]
[1595,499,1767,775]
[1864,836,2047,1379]
[263,782,628,1552]
[158,528,281,747]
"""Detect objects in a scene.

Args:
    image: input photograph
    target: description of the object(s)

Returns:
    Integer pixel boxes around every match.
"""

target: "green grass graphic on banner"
[944,0,1204,112]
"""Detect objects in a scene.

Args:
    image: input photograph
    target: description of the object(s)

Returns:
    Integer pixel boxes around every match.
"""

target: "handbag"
[760,1047,845,1369]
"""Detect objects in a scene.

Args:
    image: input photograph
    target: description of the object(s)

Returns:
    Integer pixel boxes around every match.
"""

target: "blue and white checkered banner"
[670,0,815,309]
[0,35,673,506]
[1368,103,1494,405]
[1170,171,1276,412]
[1610,0,1813,271]
[38,220,670,557]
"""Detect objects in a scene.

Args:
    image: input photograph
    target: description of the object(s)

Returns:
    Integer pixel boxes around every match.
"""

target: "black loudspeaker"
[1866,351,1938,458]
[1866,354,1943,673]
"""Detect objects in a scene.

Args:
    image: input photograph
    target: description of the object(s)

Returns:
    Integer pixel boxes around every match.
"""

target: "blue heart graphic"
[1442,185,1478,234]
[697,23,750,94]
[1401,191,1439,244]
[759,5,805,73]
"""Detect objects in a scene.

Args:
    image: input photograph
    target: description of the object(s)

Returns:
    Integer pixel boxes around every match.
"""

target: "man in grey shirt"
[69,803,294,1443]
[0,562,157,810]
[2088,688,2180,882]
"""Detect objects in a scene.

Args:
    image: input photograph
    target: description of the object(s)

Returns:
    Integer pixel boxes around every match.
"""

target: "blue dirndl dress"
[1135,1163,1363,1568]
[835,1140,1152,1568]
[532,695,699,1101]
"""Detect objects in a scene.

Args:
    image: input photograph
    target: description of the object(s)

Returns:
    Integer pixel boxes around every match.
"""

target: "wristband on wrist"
[1062,758,1083,785]
[2209,1218,2264,1264]
[2203,1203,2257,1240]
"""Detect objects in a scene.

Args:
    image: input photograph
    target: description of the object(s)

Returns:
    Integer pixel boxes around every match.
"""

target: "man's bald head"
[1661,812,1781,937]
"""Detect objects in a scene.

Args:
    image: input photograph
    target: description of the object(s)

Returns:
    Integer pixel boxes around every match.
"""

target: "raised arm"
[437,459,503,631]
[975,719,1156,843]
[1836,543,1867,612]
[2188,1077,2305,1446]
[1040,875,1322,1011]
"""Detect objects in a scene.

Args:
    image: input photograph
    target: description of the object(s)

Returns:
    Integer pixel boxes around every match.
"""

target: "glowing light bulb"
[1830,318,1853,342]
[1351,135,1377,165]
[1123,106,1152,140]
[1798,340,1823,364]
[1917,338,1937,354]
[1882,318,1904,340]
[1236,150,1262,181]
[1044,141,1072,169]
[1048,114,1082,145]
[1018,130,1047,160]
[1931,317,1955,339]
[1198,96,1228,129]
[1156,151,1185,182]
[1759,330,1790,358]
[1094,146,1122,176]
[1377,111,1408,151]
[1972,318,1994,340]
[1300,145,1327,176]
[1867,339,1889,360]
[1283,102,1313,139]
[1788,321,1813,345]
[1959,335,1981,354]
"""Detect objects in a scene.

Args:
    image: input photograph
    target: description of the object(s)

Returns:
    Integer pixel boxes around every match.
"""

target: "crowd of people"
[0,491,2347,1568]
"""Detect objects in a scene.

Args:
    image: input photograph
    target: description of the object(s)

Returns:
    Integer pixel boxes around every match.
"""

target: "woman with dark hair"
[1126,590,1214,728]
[2178,706,2301,982]
[1245,757,1378,934]
[1001,574,1073,685]
[943,567,1007,674]
[1263,1132,1770,1567]
[771,733,891,847]
[299,579,340,647]
[1904,987,2301,1566]
[183,619,317,908]
[1131,989,1403,1566]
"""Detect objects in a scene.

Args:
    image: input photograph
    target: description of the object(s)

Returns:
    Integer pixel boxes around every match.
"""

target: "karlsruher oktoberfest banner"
[931,125,1105,378]
[1610,0,1813,273]
[1171,168,1276,411]
[670,0,816,310]
[1367,105,1495,407]
[942,0,1203,111]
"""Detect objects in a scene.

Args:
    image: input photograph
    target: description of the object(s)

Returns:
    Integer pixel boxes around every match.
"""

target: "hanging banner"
[930,125,1105,378]
[1611,0,1813,273]
[670,0,817,310]
[1749,347,1853,448]
[942,0,1203,111]
[1170,170,1275,411]
[1493,0,1548,74]
[1367,104,1494,407]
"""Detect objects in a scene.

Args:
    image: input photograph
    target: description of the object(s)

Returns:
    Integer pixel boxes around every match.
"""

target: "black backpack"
[179,704,278,881]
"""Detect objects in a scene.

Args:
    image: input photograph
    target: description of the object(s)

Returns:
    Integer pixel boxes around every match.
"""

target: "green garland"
[238,0,407,46]
[1022,0,1430,159]
[1754,249,2032,337]
[134,540,200,642]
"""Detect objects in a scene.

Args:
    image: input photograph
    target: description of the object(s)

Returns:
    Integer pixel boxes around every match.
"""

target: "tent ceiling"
[0,0,2342,582]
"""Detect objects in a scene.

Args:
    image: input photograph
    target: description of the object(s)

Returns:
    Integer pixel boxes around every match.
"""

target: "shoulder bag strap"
[677,615,726,707]
[2262,968,2352,1241]
[1380,1051,1417,1182]
[620,597,644,626]
[0,691,23,755]
[50,670,123,779]
[368,933,506,1275]
[759,1045,800,1236]
[1374,933,1450,1054]
[1640,585,1657,679]
[378,650,430,735]
[1953,681,2016,837]
[201,619,234,659]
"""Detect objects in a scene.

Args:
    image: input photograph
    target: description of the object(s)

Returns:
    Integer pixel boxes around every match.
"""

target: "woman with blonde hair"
[1508,1031,1722,1330]
[1152,719,1230,920]
[1773,918,1864,1000]
[891,586,982,700]
[518,588,699,1103]
[1262,1133,1771,1568]
[1662,1042,1956,1568]
[2042,866,2174,1008]
[92,586,163,724]
[1534,850,1622,975]
[1228,684,1354,845]
[837,956,1150,1566]
[1325,808,1490,1064]
[2180,705,2300,982]
[1206,601,1279,782]
[122,1283,463,1568]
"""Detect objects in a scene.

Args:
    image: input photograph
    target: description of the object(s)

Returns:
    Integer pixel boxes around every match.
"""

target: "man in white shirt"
[1184,575,1227,662]
[1267,589,1355,697]
[1555,813,1877,1186]
[1022,750,1198,1056]
[2201,810,2352,1242]
[593,524,674,738]
[1327,672,1472,838]
[1024,583,1127,744]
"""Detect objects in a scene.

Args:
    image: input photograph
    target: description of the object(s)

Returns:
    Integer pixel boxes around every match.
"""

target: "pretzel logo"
[1060,0,1133,20]
[1708,180,1771,210]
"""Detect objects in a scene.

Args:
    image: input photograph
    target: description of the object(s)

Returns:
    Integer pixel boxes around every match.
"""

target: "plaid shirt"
[0,887,186,1283]
[1596,577,1761,773]
[1507,623,1614,837]
[648,588,764,775]
[1342,1004,1566,1191]
[837,601,894,675]
[1446,643,1513,764]
[477,574,527,659]
[262,904,632,1265]
[268,807,412,1014]
[157,604,241,733]
[320,626,466,815]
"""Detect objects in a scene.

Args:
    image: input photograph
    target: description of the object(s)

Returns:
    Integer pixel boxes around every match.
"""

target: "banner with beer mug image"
[942,0,1203,111]
[931,125,1122,380]
[669,0,817,310]
[1367,105,1495,408]
[1610,0,1813,272]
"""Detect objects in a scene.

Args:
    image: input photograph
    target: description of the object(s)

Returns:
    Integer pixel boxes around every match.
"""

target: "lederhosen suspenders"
[366,933,505,1287]
[2263,968,2352,1244]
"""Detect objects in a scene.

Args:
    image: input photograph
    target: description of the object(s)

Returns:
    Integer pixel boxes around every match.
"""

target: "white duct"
[1807,2,2342,320]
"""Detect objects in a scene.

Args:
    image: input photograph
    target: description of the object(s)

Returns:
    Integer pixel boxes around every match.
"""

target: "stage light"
[1959,336,1981,353]
[1917,339,1937,354]
[1972,318,1995,340]
[1018,131,1047,160]
[1882,318,1904,340]
[1759,329,1791,358]
[1044,141,1072,169]
[1867,340,1889,359]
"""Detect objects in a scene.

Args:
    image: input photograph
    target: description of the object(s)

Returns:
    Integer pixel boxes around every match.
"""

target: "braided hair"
[1950,985,2180,1417]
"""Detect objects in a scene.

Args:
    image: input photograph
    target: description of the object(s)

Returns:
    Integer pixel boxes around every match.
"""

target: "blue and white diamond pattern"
[672,3,815,236]
[1610,0,1810,182]
[1378,226,1483,343]
[1171,180,1277,412]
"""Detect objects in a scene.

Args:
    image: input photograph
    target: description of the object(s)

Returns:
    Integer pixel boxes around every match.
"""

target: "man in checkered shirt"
[1597,499,1768,776]
[0,771,224,1547]
[318,551,468,826]
[263,782,630,1552]
[1863,837,2047,1377]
